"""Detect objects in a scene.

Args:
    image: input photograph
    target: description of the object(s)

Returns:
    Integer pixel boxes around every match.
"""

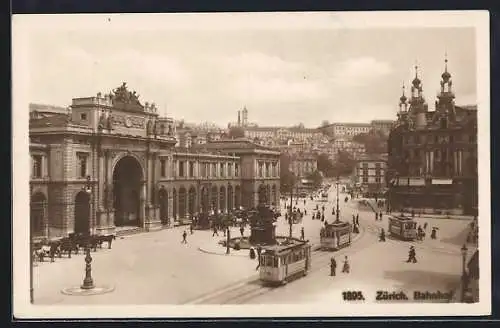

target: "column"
[458,150,463,176]
[430,151,434,174]
[42,155,49,178]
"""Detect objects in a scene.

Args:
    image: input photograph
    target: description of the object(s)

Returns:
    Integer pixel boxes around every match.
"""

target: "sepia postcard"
[12,11,491,319]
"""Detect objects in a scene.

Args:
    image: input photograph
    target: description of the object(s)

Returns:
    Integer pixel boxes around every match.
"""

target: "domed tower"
[435,54,456,126]
[397,82,409,121]
[409,65,428,129]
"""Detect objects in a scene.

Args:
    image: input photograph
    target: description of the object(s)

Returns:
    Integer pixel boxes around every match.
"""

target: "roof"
[194,138,279,153]
[357,153,388,162]
[261,237,309,255]
[389,215,415,222]
[29,113,73,128]
[29,103,68,113]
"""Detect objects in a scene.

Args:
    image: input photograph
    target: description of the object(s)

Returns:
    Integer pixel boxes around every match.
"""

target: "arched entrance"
[158,186,168,225]
[235,185,241,209]
[172,189,178,219]
[74,191,91,234]
[219,186,226,213]
[227,185,234,211]
[258,184,267,205]
[200,186,209,213]
[31,192,47,237]
[188,186,196,216]
[211,186,218,213]
[178,187,187,219]
[113,156,143,227]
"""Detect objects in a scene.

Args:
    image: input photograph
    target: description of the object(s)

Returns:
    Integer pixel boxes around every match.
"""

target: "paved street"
[32,184,472,305]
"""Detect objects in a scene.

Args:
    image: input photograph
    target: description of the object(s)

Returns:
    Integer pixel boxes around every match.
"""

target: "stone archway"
[172,188,178,219]
[158,186,168,225]
[178,187,187,219]
[219,186,226,213]
[74,191,91,234]
[211,186,218,213]
[200,186,209,213]
[235,185,241,209]
[227,185,234,211]
[188,186,196,216]
[31,192,47,237]
[113,155,143,227]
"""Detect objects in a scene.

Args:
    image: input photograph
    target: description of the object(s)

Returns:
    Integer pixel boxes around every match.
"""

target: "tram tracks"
[186,225,377,304]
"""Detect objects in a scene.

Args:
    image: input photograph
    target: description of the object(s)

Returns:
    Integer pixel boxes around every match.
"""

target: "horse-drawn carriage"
[32,233,116,263]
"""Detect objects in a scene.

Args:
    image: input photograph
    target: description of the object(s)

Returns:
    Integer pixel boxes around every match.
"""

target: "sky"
[22,14,478,128]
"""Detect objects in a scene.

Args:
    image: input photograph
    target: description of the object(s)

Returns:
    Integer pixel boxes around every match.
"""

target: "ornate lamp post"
[461,244,468,302]
[81,176,95,290]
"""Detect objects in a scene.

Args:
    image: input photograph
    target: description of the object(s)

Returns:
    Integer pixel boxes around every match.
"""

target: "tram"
[259,237,312,285]
[388,215,417,240]
[320,221,352,251]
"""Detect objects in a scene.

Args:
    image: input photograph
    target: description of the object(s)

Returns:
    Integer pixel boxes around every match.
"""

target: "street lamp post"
[226,227,231,255]
[81,176,95,290]
[335,177,340,223]
[461,244,468,302]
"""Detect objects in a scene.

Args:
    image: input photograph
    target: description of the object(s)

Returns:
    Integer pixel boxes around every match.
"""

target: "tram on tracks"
[320,221,352,251]
[388,215,417,240]
[259,237,311,285]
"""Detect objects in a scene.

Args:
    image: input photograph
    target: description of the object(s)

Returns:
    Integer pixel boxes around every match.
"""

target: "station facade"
[30,83,281,239]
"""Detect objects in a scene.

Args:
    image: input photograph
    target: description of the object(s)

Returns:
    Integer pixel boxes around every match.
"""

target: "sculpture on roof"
[110,82,143,111]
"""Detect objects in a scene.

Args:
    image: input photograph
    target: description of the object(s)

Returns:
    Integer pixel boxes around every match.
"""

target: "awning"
[432,179,453,185]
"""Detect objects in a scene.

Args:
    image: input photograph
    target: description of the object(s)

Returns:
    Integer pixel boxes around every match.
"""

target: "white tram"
[259,238,312,285]
[320,221,352,251]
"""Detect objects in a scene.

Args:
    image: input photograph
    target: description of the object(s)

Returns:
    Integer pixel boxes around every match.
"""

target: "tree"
[306,170,323,189]
[279,153,296,193]
[352,129,388,154]
[332,150,356,177]
[228,126,245,138]
[316,153,335,177]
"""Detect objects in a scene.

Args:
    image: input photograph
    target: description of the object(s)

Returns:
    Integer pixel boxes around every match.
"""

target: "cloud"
[331,57,392,87]
[222,52,303,76]
[231,76,326,102]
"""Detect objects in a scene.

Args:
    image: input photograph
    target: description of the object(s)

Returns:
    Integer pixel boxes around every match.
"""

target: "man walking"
[182,230,188,244]
[342,256,350,273]
[330,257,337,276]
[212,225,219,237]
[301,227,305,240]
[240,225,244,237]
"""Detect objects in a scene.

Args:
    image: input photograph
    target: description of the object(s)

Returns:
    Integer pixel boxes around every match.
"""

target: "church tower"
[409,64,428,129]
[242,106,248,127]
[397,82,409,123]
[434,54,456,127]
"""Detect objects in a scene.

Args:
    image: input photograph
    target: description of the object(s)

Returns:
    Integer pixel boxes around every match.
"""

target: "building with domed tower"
[29,83,278,240]
[386,58,478,215]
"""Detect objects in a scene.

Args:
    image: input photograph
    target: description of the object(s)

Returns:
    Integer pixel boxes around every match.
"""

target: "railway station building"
[29,83,281,239]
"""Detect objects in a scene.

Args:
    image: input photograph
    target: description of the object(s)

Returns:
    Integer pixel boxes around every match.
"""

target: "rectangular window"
[235,163,240,177]
[212,163,217,177]
[189,161,195,177]
[220,163,225,177]
[77,153,88,178]
[32,155,42,178]
[179,161,185,177]
[80,113,87,120]
[258,162,263,177]
[160,159,166,177]
[227,163,233,177]
[362,176,368,183]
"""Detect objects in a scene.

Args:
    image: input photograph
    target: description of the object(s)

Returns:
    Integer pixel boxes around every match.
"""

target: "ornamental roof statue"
[110,82,145,112]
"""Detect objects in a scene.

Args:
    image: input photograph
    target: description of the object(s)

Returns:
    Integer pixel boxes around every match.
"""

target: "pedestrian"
[379,211,383,220]
[407,246,417,263]
[256,246,262,270]
[321,213,325,221]
[431,227,437,239]
[375,212,378,221]
[182,230,188,244]
[301,227,305,240]
[312,213,315,220]
[423,222,428,230]
[379,228,386,242]
[342,256,350,273]
[190,224,194,235]
[356,214,359,224]
[330,257,337,276]
[303,199,306,206]
[240,225,244,237]
[212,225,219,237]
[322,205,325,212]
